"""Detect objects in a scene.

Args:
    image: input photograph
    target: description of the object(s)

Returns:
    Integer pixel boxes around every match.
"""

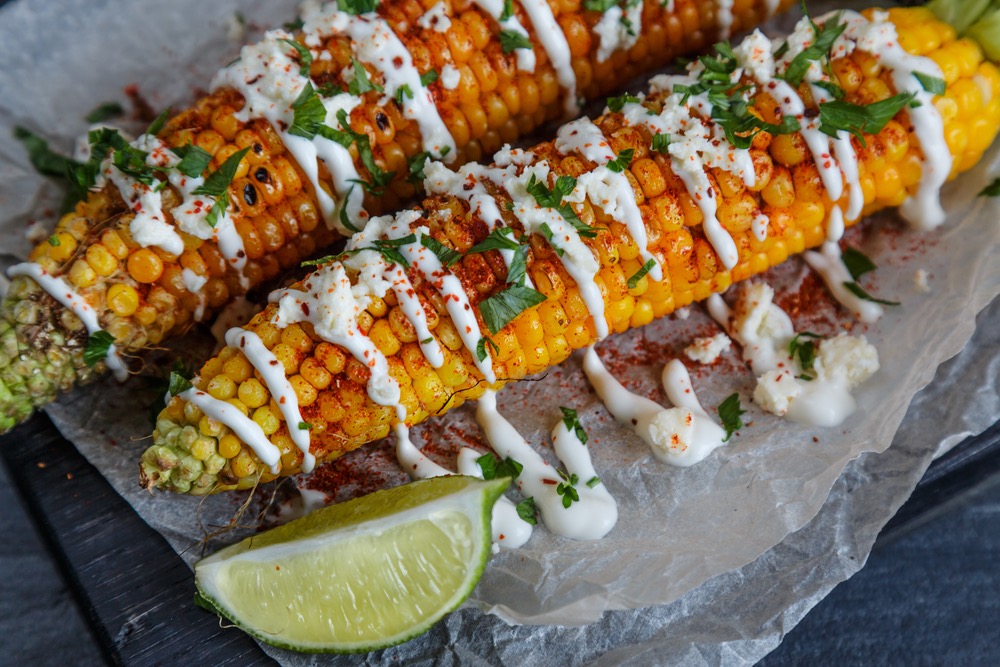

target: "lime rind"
[194,476,509,654]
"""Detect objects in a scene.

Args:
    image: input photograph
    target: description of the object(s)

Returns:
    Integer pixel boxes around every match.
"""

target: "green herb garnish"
[559,406,588,444]
[818,93,916,143]
[476,336,500,362]
[171,145,213,179]
[420,234,462,266]
[516,497,538,524]
[499,31,533,54]
[718,393,745,442]
[476,453,523,481]
[606,148,634,174]
[841,247,877,281]
[83,330,116,367]
[607,93,641,113]
[479,284,547,334]
[556,471,580,508]
[192,147,250,227]
[279,38,313,77]
[85,102,125,123]
[627,258,657,289]
[913,72,946,96]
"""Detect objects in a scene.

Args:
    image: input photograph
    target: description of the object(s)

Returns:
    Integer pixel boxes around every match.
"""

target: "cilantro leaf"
[13,127,80,179]
[420,69,438,87]
[171,145,213,179]
[559,406,588,444]
[337,0,378,14]
[288,84,330,139]
[395,83,414,105]
[300,254,341,267]
[347,58,384,96]
[605,148,634,174]
[479,283,547,334]
[298,421,312,430]
[556,471,580,508]
[913,71,946,96]
[500,0,515,20]
[335,109,396,195]
[979,176,1000,197]
[420,234,462,266]
[85,102,124,123]
[499,30,533,53]
[47,235,60,247]
[718,393,745,442]
[476,336,500,362]
[841,247,877,281]
[788,332,823,374]
[627,258,657,289]
[842,281,900,306]
[279,38,313,77]
[83,330,116,367]
[818,93,915,143]
[651,132,670,154]
[167,370,194,397]
[583,0,618,11]
[782,13,847,87]
[407,151,432,184]
[516,497,538,524]
[468,227,521,254]
[525,174,598,238]
[147,108,172,136]
[607,93,641,113]
[192,146,250,227]
[476,453,523,480]
[586,476,601,488]
[352,233,417,269]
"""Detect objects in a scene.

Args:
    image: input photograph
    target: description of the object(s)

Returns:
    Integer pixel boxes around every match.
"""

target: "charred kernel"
[375,112,390,131]
[254,167,270,183]
[243,183,258,206]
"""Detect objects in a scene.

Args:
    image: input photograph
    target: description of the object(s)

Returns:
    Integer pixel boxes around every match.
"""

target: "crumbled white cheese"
[440,63,461,90]
[593,2,642,63]
[417,2,452,33]
[181,268,207,295]
[684,332,732,364]
[814,334,880,389]
[647,407,696,458]
[674,306,690,320]
[753,369,802,417]
[733,30,775,84]
[914,269,931,293]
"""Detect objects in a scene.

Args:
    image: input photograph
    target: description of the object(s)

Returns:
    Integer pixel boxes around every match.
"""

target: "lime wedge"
[194,475,509,653]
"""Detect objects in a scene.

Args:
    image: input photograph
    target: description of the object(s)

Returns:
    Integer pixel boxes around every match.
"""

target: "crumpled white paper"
[1,0,998,664]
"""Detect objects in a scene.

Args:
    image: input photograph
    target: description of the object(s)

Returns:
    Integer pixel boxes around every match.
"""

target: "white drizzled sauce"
[555,118,663,282]
[582,346,727,466]
[476,390,617,540]
[440,63,461,90]
[803,241,884,323]
[623,84,756,269]
[181,268,209,322]
[712,282,880,427]
[593,0,643,63]
[516,0,578,115]
[423,160,535,289]
[225,327,316,473]
[716,0,735,40]
[393,423,533,548]
[178,388,282,472]
[506,162,608,338]
[269,260,401,409]
[417,2,452,33]
[302,6,457,160]
[471,0,537,72]
[839,10,952,229]
[6,263,128,381]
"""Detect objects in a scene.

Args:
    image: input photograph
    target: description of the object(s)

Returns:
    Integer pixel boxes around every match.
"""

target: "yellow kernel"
[106,283,139,317]
[222,354,253,383]
[218,434,242,459]
[206,375,236,400]
[68,259,97,289]
[85,244,118,277]
[127,248,163,283]
[252,406,280,436]
[237,378,269,409]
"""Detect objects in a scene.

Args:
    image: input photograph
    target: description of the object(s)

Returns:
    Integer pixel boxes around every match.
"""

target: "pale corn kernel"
[68,260,97,289]
[198,415,224,438]
[252,406,280,435]
[290,375,318,406]
[222,354,253,383]
[206,375,237,400]
[106,283,139,317]
[237,378,269,408]
[231,449,257,479]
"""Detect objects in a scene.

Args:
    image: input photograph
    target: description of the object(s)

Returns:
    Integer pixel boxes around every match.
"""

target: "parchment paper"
[1,0,998,664]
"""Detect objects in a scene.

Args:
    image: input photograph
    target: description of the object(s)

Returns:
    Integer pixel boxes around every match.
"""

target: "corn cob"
[142,4,1000,494]
[1,0,794,436]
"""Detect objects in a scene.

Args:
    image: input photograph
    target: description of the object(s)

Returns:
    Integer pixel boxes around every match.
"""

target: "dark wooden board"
[0,414,274,666]
[3,411,999,665]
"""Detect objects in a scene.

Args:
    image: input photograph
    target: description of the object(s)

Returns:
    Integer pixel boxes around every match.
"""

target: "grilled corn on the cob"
[142,5,1000,494]
[1,0,793,434]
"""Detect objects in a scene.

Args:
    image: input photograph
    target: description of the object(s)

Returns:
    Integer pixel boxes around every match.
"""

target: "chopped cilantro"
[171,145,213,179]
[650,132,670,153]
[559,406,588,444]
[525,174,598,238]
[607,93,641,113]
[782,13,847,87]
[842,281,900,306]
[316,82,344,97]
[818,93,915,142]
[468,227,520,254]
[167,370,194,397]
[298,421,312,430]
[47,235,60,247]
[773,40,790,59]
[420,69,439,87]
[500,0,515,20]
[979,176,1000,197]
[337,0,378,15]
[913,72,946,96]
[147,108,172,136]
[407,150,432,184]
[626,258,657,289]
[420,234,462,266]
[556,470,580,508]
[499,31,533,53]
[505,243,531,286]
[516,497,538,524]
[300,254,340,267]
[353,233,417,269]
[335,109,395,195]
[395,83,414,105]
[788,332,823,374]
[478,283,547,334]
[279,38,313,77]
[348,58,383,96]
[283,17,305,31]
[605,148,634,174]
[586,476,601,488]
[192,147,250,227]
[718,393,745,442]
[85,102,124,123]
[83,330,116,367]
[841,247,877,281]
[476,453,523,480]
[476,336,500,362]
[583,0,618,10]
[13,127,79,179]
